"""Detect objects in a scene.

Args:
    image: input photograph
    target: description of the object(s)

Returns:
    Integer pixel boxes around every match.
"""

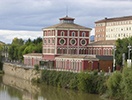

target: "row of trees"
[7,37,42,62]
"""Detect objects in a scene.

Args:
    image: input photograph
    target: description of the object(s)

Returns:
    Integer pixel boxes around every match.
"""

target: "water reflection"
[0,75,103,100]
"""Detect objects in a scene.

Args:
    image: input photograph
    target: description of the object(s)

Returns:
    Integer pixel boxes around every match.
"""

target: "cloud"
[0,30,42,43]
[0,0,131,30]
[0,0,132,43]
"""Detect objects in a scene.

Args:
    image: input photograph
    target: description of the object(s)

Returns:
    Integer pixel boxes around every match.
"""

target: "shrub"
[106,71,122,99]
[121,67,132,100]
[77,71,107,94]
[78,72,91,92]
[0,61,3,70]
[96,74,108,94]
[40,70,108,94]
[34,64,39,71]
[40,70,77,89]
[69,74,78,90]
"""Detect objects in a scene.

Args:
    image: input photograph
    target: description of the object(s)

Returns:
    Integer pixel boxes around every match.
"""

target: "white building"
[95,16,132,41]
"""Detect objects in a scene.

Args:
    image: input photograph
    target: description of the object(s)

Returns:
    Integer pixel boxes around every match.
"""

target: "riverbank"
[37,66,132,100]
[38,70,108,94]
[2,62,132,100]
[0,75,102,100]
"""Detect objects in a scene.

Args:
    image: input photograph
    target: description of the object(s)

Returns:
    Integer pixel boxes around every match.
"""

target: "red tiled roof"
[44,23,92,30]
[23,53,42,57]
[88,40,116,45]
[55,55,99,61]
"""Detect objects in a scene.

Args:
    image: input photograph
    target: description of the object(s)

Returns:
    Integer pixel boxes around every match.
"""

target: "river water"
[0,74,103,100]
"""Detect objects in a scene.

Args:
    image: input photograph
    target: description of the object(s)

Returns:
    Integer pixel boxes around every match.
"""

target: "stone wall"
[3,74,40,94]
[3,63,41,81]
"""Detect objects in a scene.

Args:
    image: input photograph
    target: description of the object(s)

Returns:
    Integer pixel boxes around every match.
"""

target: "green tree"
[106,71,122,99]
[115,37,132,66]
[12,37,24,45]
[8,38,25,60]
[121,67,132,100]
[8,37,42,62]
[18,45,27,60]
[23,43,36,54]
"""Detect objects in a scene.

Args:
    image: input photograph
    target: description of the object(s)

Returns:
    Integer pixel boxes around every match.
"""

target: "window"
[82,32,86,37]
[44,31,47,36]
[59,38,66,45]
[57,48,61,54]
[70,39,76,45]
[61,31,65,36]
[52,39,55,44]
[48,39,50,43]
[44,39,46,44]
[80,39,87,46]
[72,32,75,36]
[52,31,55,36]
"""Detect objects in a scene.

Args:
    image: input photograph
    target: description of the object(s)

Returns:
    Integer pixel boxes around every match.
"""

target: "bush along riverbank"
[37,70,108,94]
[106,66,132,100]
[0,61,4,74]
[35,65,132,100]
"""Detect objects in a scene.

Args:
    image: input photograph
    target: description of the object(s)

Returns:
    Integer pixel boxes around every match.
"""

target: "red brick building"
[87,40,115,56]
[42,16,91,59]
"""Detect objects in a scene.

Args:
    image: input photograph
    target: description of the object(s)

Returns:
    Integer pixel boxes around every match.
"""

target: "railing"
[3,60,34,69]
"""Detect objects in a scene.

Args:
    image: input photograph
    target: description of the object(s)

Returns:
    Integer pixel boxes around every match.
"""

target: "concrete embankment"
[3,63,40,81]
[3,74,40,94]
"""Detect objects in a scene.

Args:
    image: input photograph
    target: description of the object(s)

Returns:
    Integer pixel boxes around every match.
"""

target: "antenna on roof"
[66,6,68,17]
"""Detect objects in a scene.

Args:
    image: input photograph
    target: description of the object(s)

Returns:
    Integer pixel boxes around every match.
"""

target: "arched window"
[82,32,86,37]
[72,32,76,36]
[48,39,50,44]
[103,49,106,55]
[57,48,61,54]
[61,31,65,36]
[44,39,46,44]
[52,39,55,44]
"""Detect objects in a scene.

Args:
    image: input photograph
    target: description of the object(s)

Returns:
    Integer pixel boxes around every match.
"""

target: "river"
[0,74,103,100]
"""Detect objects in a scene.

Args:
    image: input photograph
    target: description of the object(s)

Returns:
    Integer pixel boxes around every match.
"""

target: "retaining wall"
[3,63,40,81]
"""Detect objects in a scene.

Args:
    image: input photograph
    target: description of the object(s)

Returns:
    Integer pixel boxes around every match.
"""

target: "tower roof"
[59,16,75,21]
[43,16,91,30]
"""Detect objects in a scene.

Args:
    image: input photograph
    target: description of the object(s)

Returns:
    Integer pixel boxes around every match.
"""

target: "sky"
[0,0,132,43]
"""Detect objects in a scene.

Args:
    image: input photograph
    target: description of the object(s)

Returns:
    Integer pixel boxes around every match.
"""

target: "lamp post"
[113,45,116,72]
[128,43,132,59]
[127,43,132,68]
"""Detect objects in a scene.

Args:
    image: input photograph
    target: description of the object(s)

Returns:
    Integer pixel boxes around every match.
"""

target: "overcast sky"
[0,0,132,43]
